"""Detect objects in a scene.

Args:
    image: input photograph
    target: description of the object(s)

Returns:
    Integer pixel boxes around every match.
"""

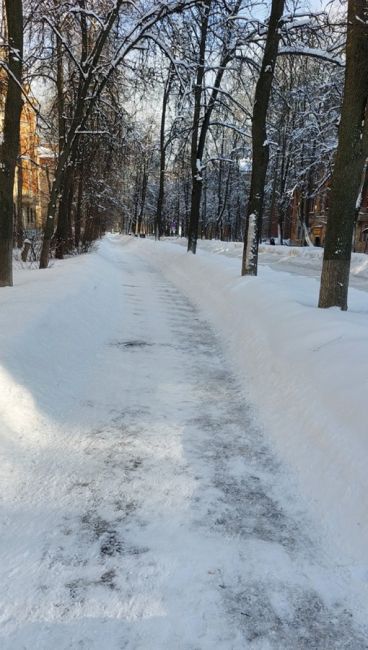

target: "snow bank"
[2,235,367,603]
[135,237,368,573]
[163,237,368,283]
[0,241,132,476]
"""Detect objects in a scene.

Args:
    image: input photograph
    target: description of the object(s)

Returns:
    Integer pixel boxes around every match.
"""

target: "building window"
[26,207,35,225]
[361,228,368,242]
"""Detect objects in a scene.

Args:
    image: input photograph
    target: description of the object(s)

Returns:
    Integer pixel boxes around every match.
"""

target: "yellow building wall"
[0,65,53,232]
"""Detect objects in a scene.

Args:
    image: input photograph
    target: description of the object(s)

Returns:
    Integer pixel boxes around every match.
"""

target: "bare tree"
[0,0,23,286]
[38,0,195,268]
[318,0,368,310]
[155,63,173,239]
[187,0,242,254]
[241,0,285,276]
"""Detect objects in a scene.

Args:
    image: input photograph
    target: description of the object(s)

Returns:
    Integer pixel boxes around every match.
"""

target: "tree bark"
[241,0,285,276]
[55,165,74,259]
[74,162,84,249]
[156,66,173,239]
[138,160,149,234]
[318,0,368,310]
[0,0,23,286]
[16,157,24,248]
[187,0,211,254]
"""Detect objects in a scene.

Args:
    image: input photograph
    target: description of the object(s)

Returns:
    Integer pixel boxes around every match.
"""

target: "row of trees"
[0,0,367,310]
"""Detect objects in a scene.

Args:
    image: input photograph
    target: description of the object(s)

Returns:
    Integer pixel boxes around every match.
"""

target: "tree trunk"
[16,157,24,248]
[55,166,74,259]
[187,0,211,254]
[0,0,23,286]
[39,110,83,268]
[268,148,279,239]
[188,0,241,253]
[138,161,149,234]
[74,164,84,249]
[241,0,285,276]
[39,0,123,268]
[39,166,61,268]
[318,0,368,310]
[156,66,172,239]
[188,177,203,253]
[53,22,72,261]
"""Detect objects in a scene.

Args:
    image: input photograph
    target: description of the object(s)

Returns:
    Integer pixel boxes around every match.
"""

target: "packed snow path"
[0,237,367,649]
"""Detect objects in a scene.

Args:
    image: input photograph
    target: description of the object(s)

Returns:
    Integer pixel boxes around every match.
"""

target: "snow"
[37,146,55,159]
[195,159,203,181]
[245,213,257,270]
[67,7,105,27]
[173,238,368,289]
[146,238,368,560]
[238,157,251,173]
[0,235,368,647]
[278,46,344,67]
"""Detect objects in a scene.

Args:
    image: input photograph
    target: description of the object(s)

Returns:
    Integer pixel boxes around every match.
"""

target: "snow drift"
[135,237,368,574]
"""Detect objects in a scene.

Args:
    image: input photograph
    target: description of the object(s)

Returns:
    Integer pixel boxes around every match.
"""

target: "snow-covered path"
[0,237,367,649]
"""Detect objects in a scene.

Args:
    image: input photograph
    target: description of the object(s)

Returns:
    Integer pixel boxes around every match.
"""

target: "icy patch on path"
[0,237,367,648]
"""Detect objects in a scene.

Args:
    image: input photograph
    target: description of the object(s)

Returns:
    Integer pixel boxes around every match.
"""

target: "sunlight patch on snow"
[351,257,368,275]
[0,367,41,436]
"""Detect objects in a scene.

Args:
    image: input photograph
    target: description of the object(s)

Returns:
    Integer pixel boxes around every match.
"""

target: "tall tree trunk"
[188,176,203,252]
[82,202,93,248]
[217,166,231,236]
[300,140,316,245]
[39,108,83,268]
[16,157,24,248]
[216,131,225,231]
[53,0,87,260]
[187,0,211,254]
[156,66,173,239]
[55,25,66,159]
[133,168,140,234]
[74,163,84,249]
[39,155,64,268]
[187,54,233,253]
[241,0,285,276]
[268,147,279,239]
[0,0,23,286]
[318,0,368,310]
[138,161,149,234]
[55,165,74,258]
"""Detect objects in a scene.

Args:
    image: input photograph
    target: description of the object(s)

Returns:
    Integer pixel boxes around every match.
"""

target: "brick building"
[0,72,55,236]
[288,167,368,252]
